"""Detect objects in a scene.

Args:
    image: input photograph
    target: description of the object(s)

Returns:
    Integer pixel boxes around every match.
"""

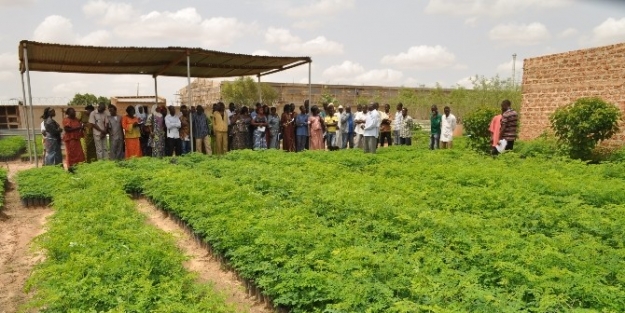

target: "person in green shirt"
[429,105,442,150]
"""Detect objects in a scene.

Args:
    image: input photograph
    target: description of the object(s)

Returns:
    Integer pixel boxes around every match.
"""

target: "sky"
[0,0,624,105]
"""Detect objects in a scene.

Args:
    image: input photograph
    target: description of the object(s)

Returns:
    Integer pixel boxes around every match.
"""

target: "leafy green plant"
[515,132,560,159]
[0,136,26,159]
[463,106,500,154]
[550,97,621,160]
[221,76,279,106]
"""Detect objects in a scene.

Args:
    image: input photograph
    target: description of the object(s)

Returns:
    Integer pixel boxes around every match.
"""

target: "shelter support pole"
[186,52,194,152]
[20,72,32,162]
[308,62,312,106]
[23,44,38,167]
[154,76,158,108]
[257,75,262,104]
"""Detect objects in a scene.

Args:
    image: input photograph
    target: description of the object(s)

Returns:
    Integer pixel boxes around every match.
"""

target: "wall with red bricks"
[521,43,625,145]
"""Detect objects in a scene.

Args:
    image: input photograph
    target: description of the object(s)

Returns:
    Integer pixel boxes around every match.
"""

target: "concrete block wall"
[521,42,625,145]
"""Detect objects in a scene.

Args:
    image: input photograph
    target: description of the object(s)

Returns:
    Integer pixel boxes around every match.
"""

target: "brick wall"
[521,43,625,145]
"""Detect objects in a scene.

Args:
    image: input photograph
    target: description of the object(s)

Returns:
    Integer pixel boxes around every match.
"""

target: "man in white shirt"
[89,102,109,160]
[353,104,366,149]
[372,102,381,142]
[362,104,379,153]
[165,105,182,156]
[227,102,235,151]
[107,105,124,160]
[393,103,403,145]
[440,106,457,149]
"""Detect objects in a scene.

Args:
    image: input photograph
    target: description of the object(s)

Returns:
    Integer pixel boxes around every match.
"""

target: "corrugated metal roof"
[18,40,311,78]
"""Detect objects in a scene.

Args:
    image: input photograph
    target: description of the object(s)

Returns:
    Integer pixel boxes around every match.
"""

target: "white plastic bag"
[496,139,507,153]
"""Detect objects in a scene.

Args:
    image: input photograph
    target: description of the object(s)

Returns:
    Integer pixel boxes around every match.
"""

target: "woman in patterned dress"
[146,104,166,158]
[231,106,251,150]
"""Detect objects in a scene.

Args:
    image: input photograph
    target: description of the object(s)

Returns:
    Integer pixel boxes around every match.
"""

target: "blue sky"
[0,0,623,104]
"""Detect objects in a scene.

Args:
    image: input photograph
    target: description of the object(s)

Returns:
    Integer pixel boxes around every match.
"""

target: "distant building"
[178,78,452,110]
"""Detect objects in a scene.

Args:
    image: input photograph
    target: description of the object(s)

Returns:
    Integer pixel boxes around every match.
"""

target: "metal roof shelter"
[18,40,313,166]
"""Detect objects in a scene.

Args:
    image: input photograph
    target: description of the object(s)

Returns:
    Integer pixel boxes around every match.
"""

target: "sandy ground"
[0,162,52,313]
[135,199,273,313]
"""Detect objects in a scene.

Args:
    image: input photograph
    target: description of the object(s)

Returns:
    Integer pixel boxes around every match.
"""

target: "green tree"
[67,93,110,106]
[549,97,621,160]
[463,106,500,154]
[221,77,279,106]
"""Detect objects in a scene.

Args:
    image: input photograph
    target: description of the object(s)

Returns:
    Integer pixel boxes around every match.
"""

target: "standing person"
[81,105,97,162]
[340,105,355,149]
[281,104,296,152]
[379,104,392,147]
[251,106,269,150]
[226,102,235,151]
[335,105,344,150]
[324,104,339,151]
[440,106,457,149]
[165,105,182,156]
[107,105,124,160]
[213,102,229,155]
[62,107,85,169]
[179,105,191,155]
[429,105,442,150]
[295,105,309,152]
[89,102,109,160]
[489,112,503,155]
[393,103,404,145]
[499,99,518,151]
[122,106,142,159]
[268,106,281,149]
[362,104,378,154]
[399,108,415,146]
[230,106,250,150]
[40,117,46,161]
[308,105,325,150]
[192,105,212,154]
[354,104,366,149]
[137,105,150,157]
[304,100,311,150]
[43,107,62,166]
[146,105,166,158]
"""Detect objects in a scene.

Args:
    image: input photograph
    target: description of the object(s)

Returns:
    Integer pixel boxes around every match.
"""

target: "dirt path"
[135,199,273,313]
[0,162,52,313]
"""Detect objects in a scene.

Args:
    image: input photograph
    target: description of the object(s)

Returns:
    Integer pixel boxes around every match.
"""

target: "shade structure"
[18,40,312,167]
[18,40,311,78]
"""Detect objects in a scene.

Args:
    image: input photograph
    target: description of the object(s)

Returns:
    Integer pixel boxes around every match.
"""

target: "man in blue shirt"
[295,105,309,152]
[340,105,355,149]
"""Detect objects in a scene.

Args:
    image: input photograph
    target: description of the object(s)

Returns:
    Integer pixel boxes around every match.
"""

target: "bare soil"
[0,162,52,313]
[135,198,273,313]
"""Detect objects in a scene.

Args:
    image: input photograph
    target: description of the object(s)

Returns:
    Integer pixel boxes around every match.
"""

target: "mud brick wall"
[521,43,625,145]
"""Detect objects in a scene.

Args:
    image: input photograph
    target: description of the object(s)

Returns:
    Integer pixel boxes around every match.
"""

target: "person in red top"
[489,114,502,155]
[62,107,85,169]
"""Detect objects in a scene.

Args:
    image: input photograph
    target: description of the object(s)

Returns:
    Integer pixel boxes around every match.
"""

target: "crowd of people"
[39,98,517,169]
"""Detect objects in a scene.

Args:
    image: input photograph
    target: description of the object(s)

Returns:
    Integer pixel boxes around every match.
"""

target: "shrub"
[550,97,621,160]
[463,106,500,154]
[0,136,26,158]
[516,133,559,159]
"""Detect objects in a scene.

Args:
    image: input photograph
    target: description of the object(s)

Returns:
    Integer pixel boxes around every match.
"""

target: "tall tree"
[221,77,279,106]
[67,93,111,107]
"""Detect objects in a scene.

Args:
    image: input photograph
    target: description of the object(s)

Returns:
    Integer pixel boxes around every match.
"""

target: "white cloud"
[52,80,90,95]
[322,61,365,80]
[489,22,551,45]
[251,50,273,56]
[265,27,300,45]
[321,61,403,85]
[33,15,77,44]
[559,27,578,38]
[286,0,355,18]
[403,77,420,87]
[496,59,523,74]
[33,15,111,46]
[78,30,112,46]
[265,28,343,55]
[591,17,625,46]
[83,0,135,25]
[455,76,476,89]
[465,17,478,27]
[0,71,15,82]
[0,53,17,70]
[292,20,322,30]
[425,0,570,17]
[381,45,456,69]
[0,0,34,7]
